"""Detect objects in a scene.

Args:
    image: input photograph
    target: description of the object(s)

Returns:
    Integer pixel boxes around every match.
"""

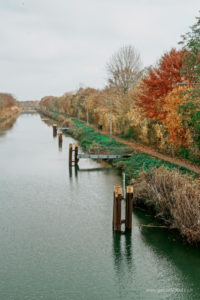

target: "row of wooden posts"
[53,124,63,147]
[53,123,133,233]
[53,124,79,164]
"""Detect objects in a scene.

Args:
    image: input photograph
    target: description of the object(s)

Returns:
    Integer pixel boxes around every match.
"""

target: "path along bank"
[40,109,200,244]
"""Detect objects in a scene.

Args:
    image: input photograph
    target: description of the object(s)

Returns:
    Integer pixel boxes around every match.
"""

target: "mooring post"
[69,143,73,166]
[75,144,79,166]
[125,185,133,231]
[113,185,122,232]
[58,130,63,147]
[53,124,57,137]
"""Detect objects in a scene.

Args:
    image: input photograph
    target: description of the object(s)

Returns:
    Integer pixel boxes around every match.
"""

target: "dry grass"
[131,167,200,243]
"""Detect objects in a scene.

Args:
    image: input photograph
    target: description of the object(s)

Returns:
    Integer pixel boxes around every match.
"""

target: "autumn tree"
[106,45,142,94]
[162,86,191,147]
[0,93,17,111]
[139,49,184,121]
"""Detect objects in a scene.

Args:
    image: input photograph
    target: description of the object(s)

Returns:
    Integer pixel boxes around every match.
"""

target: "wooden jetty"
[69,144,132,166]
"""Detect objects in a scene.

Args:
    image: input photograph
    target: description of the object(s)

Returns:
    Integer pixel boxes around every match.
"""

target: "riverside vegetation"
[39,13,200,243]
[39,104,200,244]
[0,93,20,129]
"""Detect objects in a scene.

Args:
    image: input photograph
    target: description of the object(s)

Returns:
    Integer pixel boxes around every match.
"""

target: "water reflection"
[39,114,52,126]
[58,139,62,150]
[0,113,19,137]
[133,209,200,299]
[112,231,132,273]
[78,167,112,172]
[69,165,79,178]
[1,113,200,300]
[53,131,57,138]
[69,165,112,176]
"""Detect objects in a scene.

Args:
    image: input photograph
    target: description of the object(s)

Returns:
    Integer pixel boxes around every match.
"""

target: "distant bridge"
[19,102,40,112]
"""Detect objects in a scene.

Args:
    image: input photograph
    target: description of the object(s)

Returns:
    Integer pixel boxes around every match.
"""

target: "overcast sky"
[0,0,199,101]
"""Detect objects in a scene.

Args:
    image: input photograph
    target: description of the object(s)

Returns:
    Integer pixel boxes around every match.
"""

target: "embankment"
[40,108,200,244]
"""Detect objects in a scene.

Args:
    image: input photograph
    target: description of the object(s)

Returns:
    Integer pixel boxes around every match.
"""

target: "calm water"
[0,113,200,300]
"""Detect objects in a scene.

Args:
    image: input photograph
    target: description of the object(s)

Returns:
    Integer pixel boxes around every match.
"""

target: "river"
[0,113,199,300]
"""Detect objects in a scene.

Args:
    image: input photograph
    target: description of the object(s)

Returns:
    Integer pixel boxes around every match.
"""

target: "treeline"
[40,14,200,163]
[0,93,17,110]
[0,93,20,124]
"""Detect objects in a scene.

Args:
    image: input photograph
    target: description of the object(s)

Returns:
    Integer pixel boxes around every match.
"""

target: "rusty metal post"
[53,124,57,137]
[69,143,73,166]
[125,185,133,231]
[113,185,122,232]
[75,144,79,166]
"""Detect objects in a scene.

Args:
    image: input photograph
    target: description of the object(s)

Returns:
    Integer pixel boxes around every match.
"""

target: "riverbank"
[39,108,200,244]
[70,119,200,244]
[0,106,21,130]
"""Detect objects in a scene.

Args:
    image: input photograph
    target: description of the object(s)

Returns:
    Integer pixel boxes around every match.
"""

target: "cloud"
[0,0,199,100]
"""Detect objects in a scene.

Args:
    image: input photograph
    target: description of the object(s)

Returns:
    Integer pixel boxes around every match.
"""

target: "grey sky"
[0,0,199,101]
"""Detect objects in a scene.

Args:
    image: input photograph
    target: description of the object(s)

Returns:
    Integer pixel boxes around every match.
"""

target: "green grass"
[72,119,125,150]
[113,153,196,182]
[71,119,197,183]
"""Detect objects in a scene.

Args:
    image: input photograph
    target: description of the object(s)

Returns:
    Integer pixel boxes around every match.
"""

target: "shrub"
[132,167,200,243]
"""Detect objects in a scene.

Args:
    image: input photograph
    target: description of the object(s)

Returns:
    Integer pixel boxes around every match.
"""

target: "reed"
[132,166,200,243]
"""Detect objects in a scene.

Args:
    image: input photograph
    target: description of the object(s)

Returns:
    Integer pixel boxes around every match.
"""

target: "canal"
[0,113,200,300]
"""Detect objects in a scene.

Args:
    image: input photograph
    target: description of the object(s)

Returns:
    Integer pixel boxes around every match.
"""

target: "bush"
[178,148,190,160]
[132,167,200,243]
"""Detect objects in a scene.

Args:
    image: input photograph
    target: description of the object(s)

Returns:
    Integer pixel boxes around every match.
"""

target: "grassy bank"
[70,119,200,244]
[70,119,195,180]
[40,108,200,243]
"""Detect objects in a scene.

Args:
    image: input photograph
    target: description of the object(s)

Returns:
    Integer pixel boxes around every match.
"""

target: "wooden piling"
[75,144,79,166]
[58,130,63,147]
[53,124,57,136]
[113,185,122,232]
[69,143,73,166]
[125,185,133,231]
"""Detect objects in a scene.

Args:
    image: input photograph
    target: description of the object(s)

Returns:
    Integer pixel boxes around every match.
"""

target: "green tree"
[179,13,200,152]
[179,13,200,81]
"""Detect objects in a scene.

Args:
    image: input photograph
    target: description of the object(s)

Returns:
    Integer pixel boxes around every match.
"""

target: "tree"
[139,49,184,121]
[178,13,200,150]
[106,45,142,93]
[179,13,200,81]
[162,86,191,147]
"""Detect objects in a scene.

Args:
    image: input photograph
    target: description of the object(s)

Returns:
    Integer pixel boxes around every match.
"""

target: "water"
[0,113,200,300]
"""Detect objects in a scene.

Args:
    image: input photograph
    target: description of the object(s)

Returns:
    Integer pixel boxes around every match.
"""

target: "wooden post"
[125,185,133,231]
[113,185,122,232]
[58,130,63,147]
[53,124,57,137]
[69,143,73,166]
[75,144,79,166]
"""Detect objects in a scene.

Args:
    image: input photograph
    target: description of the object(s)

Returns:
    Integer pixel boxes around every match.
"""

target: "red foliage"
[139,49,184,121]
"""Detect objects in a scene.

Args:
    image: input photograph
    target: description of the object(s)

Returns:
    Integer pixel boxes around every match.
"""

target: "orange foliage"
[162,86,191,147]
[139,49,184,121]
